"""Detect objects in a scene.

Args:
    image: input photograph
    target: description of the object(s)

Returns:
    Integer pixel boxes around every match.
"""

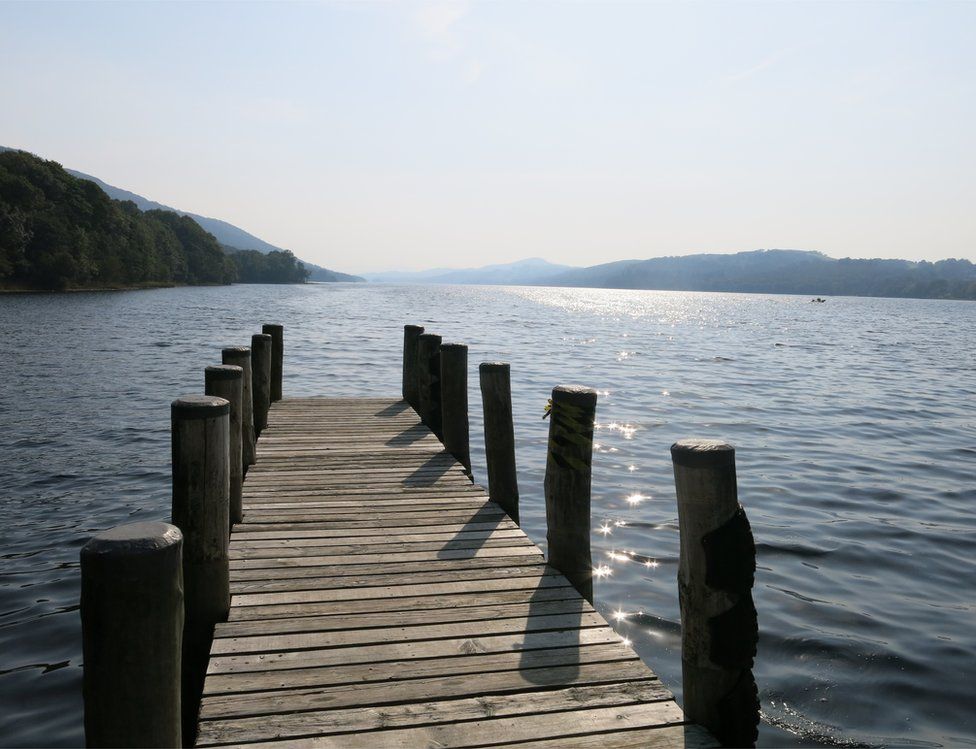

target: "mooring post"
[205,365,244,528]
[440,342,471,476]
[479,362,520,524]
[171,395,230,743]
[222,347,255,470]
[544,385,597,603]
[262,323,284,402]
[416,332,443,438]
[251,333,272,437]
[402,324,425,409]
[81,522,183,748]
[671,439,759,748]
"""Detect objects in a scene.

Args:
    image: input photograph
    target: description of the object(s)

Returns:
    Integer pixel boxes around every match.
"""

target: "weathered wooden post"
[81,522,183,748]
[205,364,244,528]
[171,394,230,742]
[440,342,471,476]
[251,333,272,437]
[416,332,443,438]
[671,439,759,748]
[262,323,284,402]
[479,362,520,524]
[544,385,597,603]
[222,347,255,469]
[402,324,424,409]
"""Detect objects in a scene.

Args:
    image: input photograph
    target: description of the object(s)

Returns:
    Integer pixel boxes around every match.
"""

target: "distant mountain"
[364,249,976,301]
[537,249,976,300]
[302,261,364,283]
[0,145,363,282]
[64,168,288,254]
[363,257,570,285]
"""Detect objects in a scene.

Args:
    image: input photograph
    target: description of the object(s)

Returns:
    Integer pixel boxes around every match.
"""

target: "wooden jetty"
[194,396,715,747]
[80,323,758,748]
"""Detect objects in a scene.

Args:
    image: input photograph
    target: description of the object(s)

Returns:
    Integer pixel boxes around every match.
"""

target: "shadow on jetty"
[384,423,432,447]
[374,400,411,417]
[518,574,583,685]
[403,450,456,487]
[434,510,508,559]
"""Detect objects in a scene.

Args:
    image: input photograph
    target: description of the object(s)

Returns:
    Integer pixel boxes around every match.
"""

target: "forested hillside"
[227,248,310,283]
[541,250,976,300]
[0,150,308,289]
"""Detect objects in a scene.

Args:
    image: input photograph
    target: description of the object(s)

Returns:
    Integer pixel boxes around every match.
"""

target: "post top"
[440,342,467,352]
[81,521,182,560]
[205,364,243,381]
[222,346,250,357]
[418,332,442,343]
[262,323,283,333]
[404,324,425,333]
[172,394,230,419]
[671,439,735,469]
[251,333,272,343]
[551,384,598,408]
[480,361,510,372]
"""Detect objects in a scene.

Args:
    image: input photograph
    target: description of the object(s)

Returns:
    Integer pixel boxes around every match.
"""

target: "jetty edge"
[80,322,759,747]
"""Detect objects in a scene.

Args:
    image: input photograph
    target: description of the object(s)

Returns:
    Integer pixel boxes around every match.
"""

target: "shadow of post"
[435,509,508,559]
[384,423,433,447]
[517,572,583,684]
[374,401,411,418]
[403,451,457,487]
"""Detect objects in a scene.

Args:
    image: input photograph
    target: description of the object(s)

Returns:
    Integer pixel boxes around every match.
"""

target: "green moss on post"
[544,385,597,603]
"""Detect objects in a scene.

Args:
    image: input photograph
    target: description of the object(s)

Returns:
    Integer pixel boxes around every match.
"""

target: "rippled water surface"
[1,284,974,747]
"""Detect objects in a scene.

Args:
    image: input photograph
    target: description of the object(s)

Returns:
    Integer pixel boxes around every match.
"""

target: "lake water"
[1,283,974,747]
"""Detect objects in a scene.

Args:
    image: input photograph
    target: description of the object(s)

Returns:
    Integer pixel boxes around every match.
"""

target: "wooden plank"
[196,681,671,746]
[207,627,630,676]
[215,598,593,638]
[229,545,543,573]
[210,610,609,655]
[204,641,639,695]
[229,563,557,594]
[229,537,534,560]
[199,660,660,720]
[225,702,689,749]
[232,508,509,531]
[493,724,719,749]
[238,501,491,518]
[240,486,487,499]
[225,585,579,622]
[230,570,564,607]
[231,527,525,545]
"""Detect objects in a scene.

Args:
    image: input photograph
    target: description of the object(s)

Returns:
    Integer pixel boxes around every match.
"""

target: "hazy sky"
[1,1,974,272]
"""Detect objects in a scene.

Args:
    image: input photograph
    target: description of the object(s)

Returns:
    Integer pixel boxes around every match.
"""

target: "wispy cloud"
[727,52,783,82]
[414,1,468,61]
[726,40,812,83]
[411,1,486,86]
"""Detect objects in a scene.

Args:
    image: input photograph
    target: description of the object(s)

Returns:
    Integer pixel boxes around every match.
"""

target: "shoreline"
[0,281,317,294]
[0,282,183,294]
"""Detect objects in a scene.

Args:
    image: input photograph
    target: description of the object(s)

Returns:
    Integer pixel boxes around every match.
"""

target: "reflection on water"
[1,284,975,747]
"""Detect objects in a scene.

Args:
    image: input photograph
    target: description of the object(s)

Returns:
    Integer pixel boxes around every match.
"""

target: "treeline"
[227,248,309,283]
[544,250,976,301]
[0,150,307,290]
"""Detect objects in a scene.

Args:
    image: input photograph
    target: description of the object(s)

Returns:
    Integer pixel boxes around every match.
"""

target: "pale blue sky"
[1,1,973,272]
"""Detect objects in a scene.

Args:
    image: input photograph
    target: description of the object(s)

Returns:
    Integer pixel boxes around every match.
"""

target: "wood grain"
[196,396,710,748]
